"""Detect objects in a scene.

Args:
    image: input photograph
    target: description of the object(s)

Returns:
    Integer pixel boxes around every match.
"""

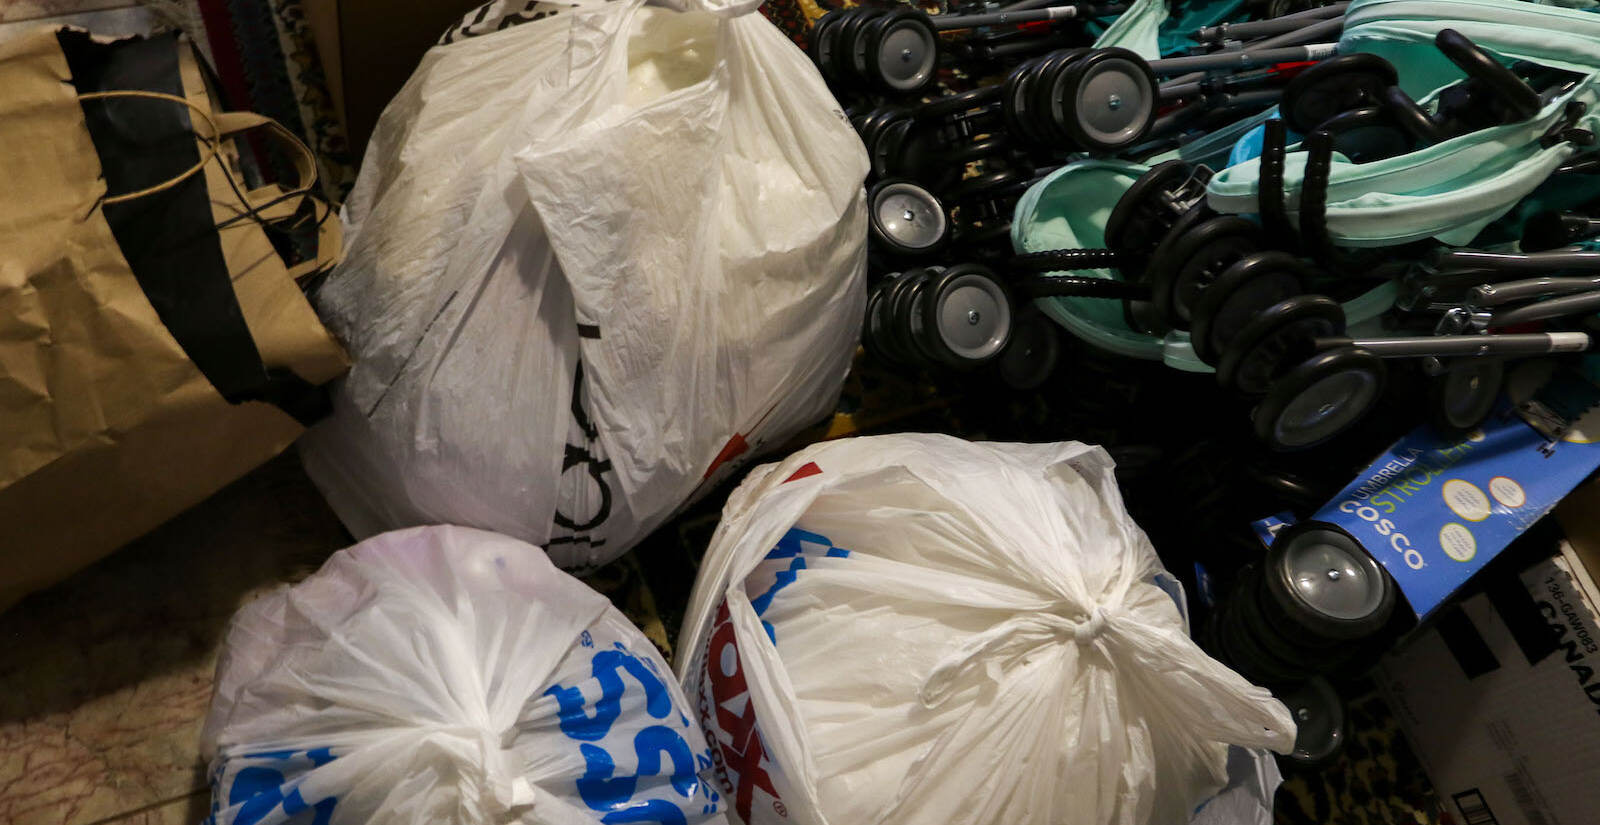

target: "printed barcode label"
[1504,772,1550,825]
[1453,789,1499,825]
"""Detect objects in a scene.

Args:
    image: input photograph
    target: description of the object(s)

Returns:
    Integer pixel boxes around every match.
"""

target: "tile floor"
[0,454,350,825]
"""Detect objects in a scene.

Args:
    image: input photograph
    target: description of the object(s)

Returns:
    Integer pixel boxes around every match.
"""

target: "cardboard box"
[1379,541,1600,825]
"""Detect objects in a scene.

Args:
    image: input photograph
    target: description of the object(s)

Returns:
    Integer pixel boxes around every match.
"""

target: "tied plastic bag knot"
[918,603,1122,708]
[1069,605,1110,646]
[473,726,536,816]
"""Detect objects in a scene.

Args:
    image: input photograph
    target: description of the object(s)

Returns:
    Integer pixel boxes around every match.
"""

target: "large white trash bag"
[299,0,867,571]
[200,525,728,825]
[676,434,1296,825]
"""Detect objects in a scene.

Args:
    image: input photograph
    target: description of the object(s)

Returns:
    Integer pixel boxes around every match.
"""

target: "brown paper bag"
[0,29,348,611]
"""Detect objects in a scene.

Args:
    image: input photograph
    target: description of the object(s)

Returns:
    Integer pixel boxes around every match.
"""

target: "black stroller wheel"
[863,8,939,95]
[996,304,1060,390]
[1254,346,1386,451]
[1427,358,1504,437]
[1277,677,1348,772]
[903,270,956,366]
[1264,520,1397,641]
[1235,564,1359,675]
[857,105,907,151]
[1191,251,1312,367]
[1105,159,1196,254]
[1053,48,1157,153]
[1004,55,1062,147]
[1136,204,1209,287]
[880,268,929,366]
[892,268,943,365]
[1217,294,1345,396]
[844,8,891,83]
[869,115,916,179]
[1215,576,1309,687]
[1280,53,1399,133]
[827,9,878,83]
[920,264,1014,366]
[895,123,961,192]
[1149,215,1262,329]
[863,281,899,366]
[870,179,949,257]
[811,10,849,83]
[1027,49,1088,145]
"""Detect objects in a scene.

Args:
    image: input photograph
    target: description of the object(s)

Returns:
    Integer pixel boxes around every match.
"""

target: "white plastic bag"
[200,525,727,825]
[676,434,1295,825]
[299,0,867,571]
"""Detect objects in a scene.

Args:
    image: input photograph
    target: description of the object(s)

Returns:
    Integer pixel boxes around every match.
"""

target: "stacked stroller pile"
[846,0,1600,450]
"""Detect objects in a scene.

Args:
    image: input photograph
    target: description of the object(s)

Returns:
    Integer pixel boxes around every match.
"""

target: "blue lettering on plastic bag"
[546,639,720,823]
[205,748,338,825]
[546,646,675,740]
[749,527,851,643]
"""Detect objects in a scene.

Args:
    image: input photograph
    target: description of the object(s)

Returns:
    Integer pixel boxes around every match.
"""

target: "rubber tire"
[1276,677,1348,772]
[1002,57,1050,147]
[843,8,891,85]
[1216,576,1310,687]
[1217,294,1345,396]
[996,304,1060,390]
[1427,358,1504,438]
[1263,520,1398,642]
[1133,203,1209,289]
[895,268,944,366]
[863,8,939,95]
[810,9,849,84]
[1280,52,1399,133]
[919,263,1014,367]
[1236,564,1361,673]
[1024,48,1089,142]
[1052,47,1157,153]
[1149,215,1262,330]
[869,178,949,257]
[1105,159,1194,255]
[879,268,928,367]
[870,114,916,179]
[862,281,900,366]
[1190,251,1313,367]
[1253,346,1387,451]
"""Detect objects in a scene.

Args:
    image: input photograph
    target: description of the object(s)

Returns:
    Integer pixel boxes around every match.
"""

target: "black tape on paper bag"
[57,30,328,426]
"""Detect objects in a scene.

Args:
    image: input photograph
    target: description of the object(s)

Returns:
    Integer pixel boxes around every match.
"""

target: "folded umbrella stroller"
[1207,0,1600,247]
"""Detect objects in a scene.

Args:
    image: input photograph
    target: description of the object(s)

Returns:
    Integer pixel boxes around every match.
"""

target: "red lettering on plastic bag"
[783,463,821,483]
[704,435,751,480]
[700,602,784,822]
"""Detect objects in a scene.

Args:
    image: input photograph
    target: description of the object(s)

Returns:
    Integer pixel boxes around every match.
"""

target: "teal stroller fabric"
[1207,0,1600,247]
[1010,160,1216,370]
[1089,0,1251,58]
